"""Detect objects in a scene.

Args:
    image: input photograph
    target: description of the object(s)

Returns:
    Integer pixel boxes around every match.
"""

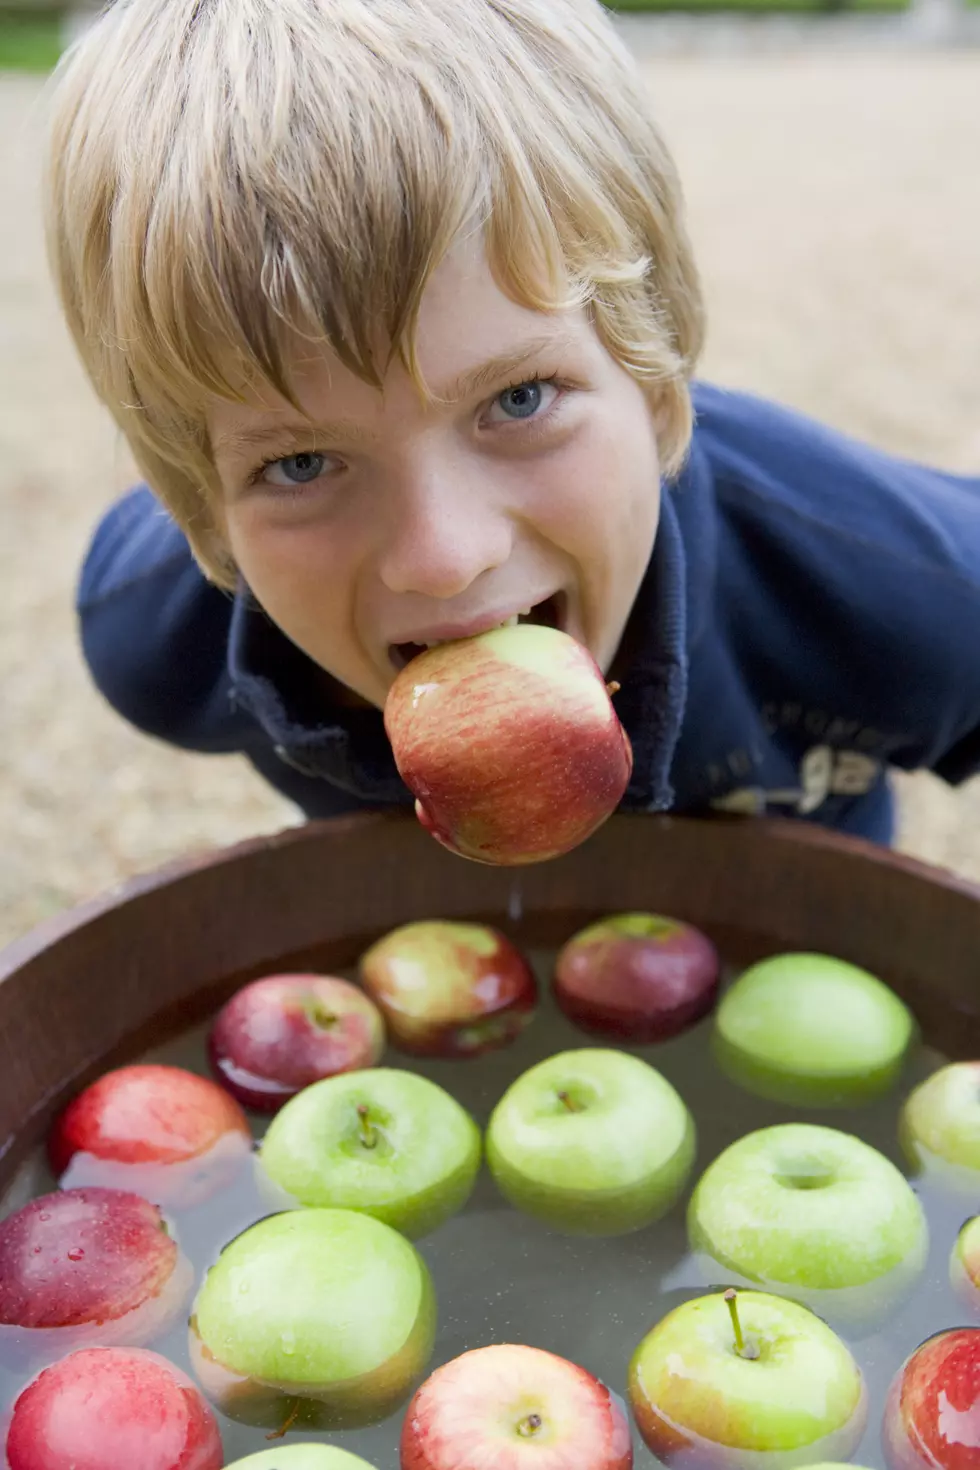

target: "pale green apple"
[487,1048,695,1235]
[950,1214,980,1308]
[224,1449,379,1468]
[900,1062,980,1189]
[189,1208,435,1430]
[629,1290,867,1467]
[714,953,914,1106]
[688,1124,926,1326]
[259,1068,481,1238]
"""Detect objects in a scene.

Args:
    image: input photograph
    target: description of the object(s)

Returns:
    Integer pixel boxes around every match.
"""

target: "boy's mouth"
[389,592,567,672]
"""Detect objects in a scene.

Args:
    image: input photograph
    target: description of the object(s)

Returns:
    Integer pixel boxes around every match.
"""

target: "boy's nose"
[377,468,515,600]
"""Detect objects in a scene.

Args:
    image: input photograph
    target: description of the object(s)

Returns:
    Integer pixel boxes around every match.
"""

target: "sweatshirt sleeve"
[702,384,980,790]
[76,485,257,753]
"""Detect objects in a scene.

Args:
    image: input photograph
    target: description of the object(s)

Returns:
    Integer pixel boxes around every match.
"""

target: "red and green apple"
[384,624,632,866]
[208,973,385,1112]
[359,920,536,1057]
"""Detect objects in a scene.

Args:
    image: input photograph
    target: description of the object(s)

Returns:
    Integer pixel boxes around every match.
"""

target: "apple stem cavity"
[725,1289,761,1362]
[557,1090,584,1114]
[308,1001,338,1030]
[266,1398,302,1440]
[518,1413,544,1438]
[357,1103,379,1150]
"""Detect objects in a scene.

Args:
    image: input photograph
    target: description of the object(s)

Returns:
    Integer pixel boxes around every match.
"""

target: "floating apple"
[4,1346,224,1470]
[359,920,536,1057]
[401,1343,633,1469]
[190,1208,435,1430]
[50,1064,252,1207]
[714,952,914,1106]
[208,973,386,1112]
[225,1450,379,1468]
[952,1217,980,1310]
[629,1289,867,1467]
[883,1328,980,1470]
[487,1048,695,1235]
[688,1123,927,1326]
[0,1187,192,1365]
[554,913,720,1043]
[383,624,632,866]
[259,1068,481,1237]
[900,1062,980,1189]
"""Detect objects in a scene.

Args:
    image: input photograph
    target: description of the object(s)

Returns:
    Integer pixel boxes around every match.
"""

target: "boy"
[47,0,980,850]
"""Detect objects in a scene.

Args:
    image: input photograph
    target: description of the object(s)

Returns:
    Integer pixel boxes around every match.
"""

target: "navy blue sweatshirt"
[77,384,980,845]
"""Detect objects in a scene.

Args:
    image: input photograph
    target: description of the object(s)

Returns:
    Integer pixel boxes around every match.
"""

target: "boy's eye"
[259,451,331,487]
[486,379,559,424]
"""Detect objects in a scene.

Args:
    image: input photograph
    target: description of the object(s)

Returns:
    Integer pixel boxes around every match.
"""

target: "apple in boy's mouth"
[383,596,632,866]
[388,592,568,672]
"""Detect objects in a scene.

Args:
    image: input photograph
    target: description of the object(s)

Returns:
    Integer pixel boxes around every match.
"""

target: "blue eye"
[276,453,326,484]
[497,382,544,420]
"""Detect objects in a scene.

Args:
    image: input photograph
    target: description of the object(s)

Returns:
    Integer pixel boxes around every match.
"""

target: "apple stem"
[606,681,621,697]
[266,1399,301,1440]
[357,1104,378,1150]
[306,1001,337,1030]
[725,1289,760,1361]
[557,1090,584,1114]
[518,1413,543,1438]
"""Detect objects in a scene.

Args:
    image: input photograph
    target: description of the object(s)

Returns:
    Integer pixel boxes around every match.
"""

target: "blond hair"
[45,0,705,585]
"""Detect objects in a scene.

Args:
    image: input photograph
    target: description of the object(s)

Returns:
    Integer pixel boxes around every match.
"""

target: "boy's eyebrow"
[212,331,580,463]
[437,332,580,405]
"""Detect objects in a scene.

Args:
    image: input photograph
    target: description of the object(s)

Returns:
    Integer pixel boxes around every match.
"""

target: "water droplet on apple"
[67,1247,85,1262]
[281,1329,296,1355]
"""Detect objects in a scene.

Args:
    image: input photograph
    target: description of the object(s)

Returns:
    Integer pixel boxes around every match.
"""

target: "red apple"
[49,1064,252,1207]
[5,1346,224,1470]
[208,974,386,1112]
[384,624,632,866]
[0,1187,192,1366]
[401,1343,633,1469]
[360,920,536,1057]
[554,913,720,1043]
[884,1329,980,1470]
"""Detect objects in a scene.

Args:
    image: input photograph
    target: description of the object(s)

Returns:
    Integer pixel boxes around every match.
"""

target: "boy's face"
[210,238,663,710]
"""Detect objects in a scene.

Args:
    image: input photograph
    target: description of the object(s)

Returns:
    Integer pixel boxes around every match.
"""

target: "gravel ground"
[1,53,978,949]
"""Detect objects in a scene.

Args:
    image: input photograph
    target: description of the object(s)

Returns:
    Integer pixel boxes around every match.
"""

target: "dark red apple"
[884,1329,980,1470]
[384,624,632,866]
[400,1343,633,1469]
[5,1346,224,1470]
[0,1187,191,1365]
[208,974,386,1112]
[554,913,720,1043]
[359,920,536,1057]
[49,1064,252,1207]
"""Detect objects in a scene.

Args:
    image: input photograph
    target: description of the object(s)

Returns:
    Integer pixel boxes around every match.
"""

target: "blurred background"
[0,1,978,949]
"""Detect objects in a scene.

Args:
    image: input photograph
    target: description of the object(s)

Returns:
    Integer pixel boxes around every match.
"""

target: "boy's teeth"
[423,613,524,649]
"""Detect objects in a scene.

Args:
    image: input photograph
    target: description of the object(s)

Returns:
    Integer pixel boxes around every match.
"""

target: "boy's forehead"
[209,241,592,451]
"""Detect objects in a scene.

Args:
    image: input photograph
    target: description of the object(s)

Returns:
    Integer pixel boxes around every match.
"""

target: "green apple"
[950,1215,980,1309]
[900,1062,980,1189]
[714,953,914,1107]
[189,1208,435,1430]
[225,1450,379,1468]
[486,1048,695,1235]
[258,1069,481,1238]
[629,1289,867,1467]
[688,1124,927,1327]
